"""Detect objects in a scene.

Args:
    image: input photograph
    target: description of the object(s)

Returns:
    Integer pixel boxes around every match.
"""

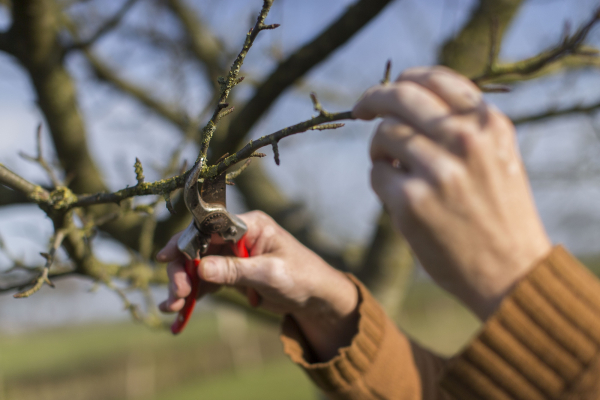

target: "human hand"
[354,66,551,320]
[157,211,359,360]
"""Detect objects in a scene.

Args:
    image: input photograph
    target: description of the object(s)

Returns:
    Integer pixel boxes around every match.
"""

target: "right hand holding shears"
[157,211,360,361]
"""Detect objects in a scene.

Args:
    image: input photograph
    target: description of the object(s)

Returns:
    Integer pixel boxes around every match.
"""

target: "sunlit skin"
[158,66,552,361]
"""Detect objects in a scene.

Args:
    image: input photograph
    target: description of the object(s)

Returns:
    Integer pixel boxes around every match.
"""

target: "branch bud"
[134,158,145,185]
[272,140,280,165]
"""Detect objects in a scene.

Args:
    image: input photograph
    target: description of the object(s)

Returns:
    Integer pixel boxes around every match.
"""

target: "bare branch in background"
[472,8,600,86]
[512,100,600,125]
[19,124,62,188]
[64,0,139,52]
[0,30,10,54]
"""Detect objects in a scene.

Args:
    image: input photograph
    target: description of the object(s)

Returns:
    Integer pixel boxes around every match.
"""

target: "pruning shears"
[171,158,260,335]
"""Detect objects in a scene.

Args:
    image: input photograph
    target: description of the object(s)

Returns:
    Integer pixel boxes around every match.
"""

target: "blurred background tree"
[0,0,599,399]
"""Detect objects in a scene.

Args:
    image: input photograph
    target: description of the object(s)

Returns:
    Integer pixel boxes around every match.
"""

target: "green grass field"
[0,281,484,400]
[150,360,316,400]
[0,314,220,379]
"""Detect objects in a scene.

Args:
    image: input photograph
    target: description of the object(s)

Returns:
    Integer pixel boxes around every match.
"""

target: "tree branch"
[0,30,10,54]
[198,0,278,159]
[440,0,524,77]
[12,0,107,195]
[65,0,139,52]
[0,185,31,206]
[512,100,600,125]
[0,164,49,202]
[0,269,75,294]
[472,8,600,86]
[208,110,353,177]
[211,0,394,158]
[13,230,65,298]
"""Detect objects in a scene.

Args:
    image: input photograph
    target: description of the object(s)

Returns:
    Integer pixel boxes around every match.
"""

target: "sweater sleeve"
[440,245,600,400]
[280,275,450,400]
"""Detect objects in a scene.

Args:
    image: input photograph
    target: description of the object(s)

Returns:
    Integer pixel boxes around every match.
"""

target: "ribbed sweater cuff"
[280,274,386,392]
[441,245,600,399]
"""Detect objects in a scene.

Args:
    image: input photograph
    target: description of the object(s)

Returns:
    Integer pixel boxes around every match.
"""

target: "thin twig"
[199,0,279,159]
[381,60,392,85]
[512,100,600,125]
[14,230,66,298]
[216,0,393,158]
[208,110,353,177]
[19,124,62,188]
[472,7,600,85]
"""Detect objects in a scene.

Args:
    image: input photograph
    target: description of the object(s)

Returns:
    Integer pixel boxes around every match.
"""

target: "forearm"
[441,246,600,399]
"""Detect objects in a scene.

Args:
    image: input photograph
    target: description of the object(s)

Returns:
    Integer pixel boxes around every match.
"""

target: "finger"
[167,260,192,298]
[352,82,451,141]
[199,254,268,288]
[370,160,408,207]
[159,297,185,314]
[156,232,183,262]
[235,211,283,256]
[397,67,484,114]
[370,118,452,181]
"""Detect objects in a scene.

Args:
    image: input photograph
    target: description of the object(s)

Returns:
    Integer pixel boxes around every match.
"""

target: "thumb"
[199,255,263,287]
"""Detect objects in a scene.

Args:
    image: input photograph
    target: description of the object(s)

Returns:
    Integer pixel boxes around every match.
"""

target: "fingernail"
[201,260,219,281]
[156,249,166,261]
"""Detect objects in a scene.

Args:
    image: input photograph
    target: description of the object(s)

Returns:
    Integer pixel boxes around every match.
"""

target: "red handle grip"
[230,235,261,308]
[171,257,200,335]
[171,235,259,335]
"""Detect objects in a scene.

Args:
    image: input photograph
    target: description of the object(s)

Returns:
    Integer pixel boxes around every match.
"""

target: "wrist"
[466,239,553,320]
[291,271,360,361]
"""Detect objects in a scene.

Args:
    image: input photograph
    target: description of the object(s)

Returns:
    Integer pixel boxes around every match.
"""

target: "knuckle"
[393,81,420,101]
[433,161,468,192]
[260,224,278,244]
[248,210,275,226]
[263,257,287,287]
[223,258,240,285]
[488,109,515,136]
[401,179,433,216]
[443,118,484,157]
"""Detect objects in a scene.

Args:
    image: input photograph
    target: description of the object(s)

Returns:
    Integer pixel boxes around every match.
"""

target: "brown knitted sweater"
[281,246,600,399]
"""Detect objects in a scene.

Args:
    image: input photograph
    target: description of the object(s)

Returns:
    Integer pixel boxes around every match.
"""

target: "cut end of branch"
[163,192,175,215]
